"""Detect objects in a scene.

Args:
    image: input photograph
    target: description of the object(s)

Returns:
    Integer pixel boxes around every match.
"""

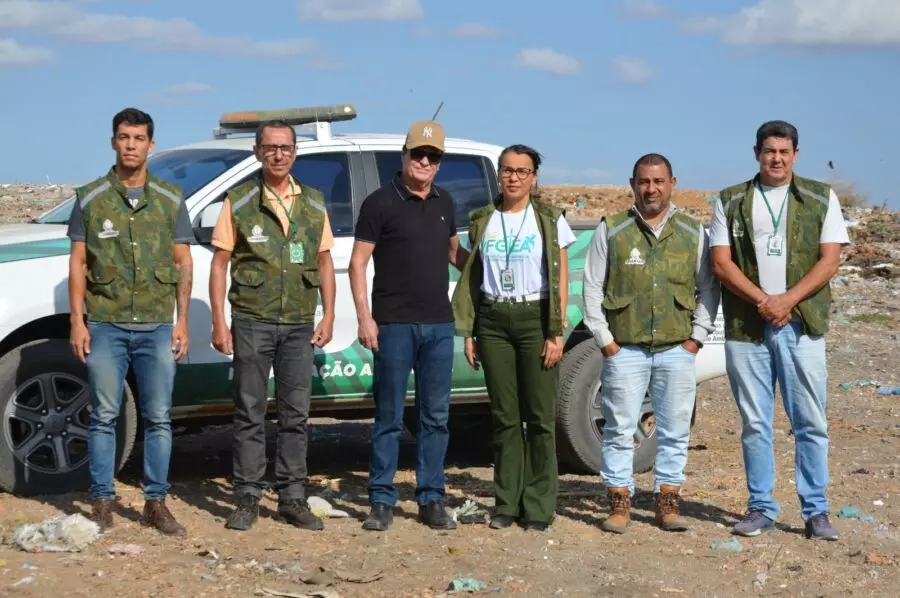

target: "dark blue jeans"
[368,322,454,507]
[86,323,175,500]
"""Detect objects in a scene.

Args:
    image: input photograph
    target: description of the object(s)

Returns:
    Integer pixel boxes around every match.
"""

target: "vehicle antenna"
[431,101,444,121]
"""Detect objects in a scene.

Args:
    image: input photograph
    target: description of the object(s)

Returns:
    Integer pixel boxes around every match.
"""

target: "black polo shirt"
[354,174,457,324]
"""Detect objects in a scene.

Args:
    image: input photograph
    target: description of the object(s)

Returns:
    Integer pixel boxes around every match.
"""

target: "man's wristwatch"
[689,338,704,349]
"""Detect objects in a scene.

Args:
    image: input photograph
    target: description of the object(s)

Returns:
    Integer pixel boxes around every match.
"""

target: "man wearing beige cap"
[350,120,469,531]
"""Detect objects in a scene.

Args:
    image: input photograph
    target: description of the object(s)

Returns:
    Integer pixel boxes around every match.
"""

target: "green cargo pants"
[475,297,559,524]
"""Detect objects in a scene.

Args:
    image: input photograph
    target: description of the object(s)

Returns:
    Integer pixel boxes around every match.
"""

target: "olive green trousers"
[476,298,559,524]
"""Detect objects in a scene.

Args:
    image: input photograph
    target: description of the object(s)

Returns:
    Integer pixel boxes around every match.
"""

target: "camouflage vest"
[78,168,183,324]
[602,208,700,349]
[227,177,325,324]
[720,174,831,342]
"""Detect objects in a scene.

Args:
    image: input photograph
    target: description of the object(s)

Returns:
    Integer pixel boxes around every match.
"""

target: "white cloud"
[450,22,499,38]
[0,37,52,68]
[515,48,579,76]
[0,0,315,58]
[687,0,900,46]
[613,56,656,84]
[299,0,423,22]
[619,0,672,20]
[145,81,213,106]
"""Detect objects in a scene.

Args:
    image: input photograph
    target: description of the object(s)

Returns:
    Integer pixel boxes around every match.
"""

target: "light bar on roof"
[218,104,357,130]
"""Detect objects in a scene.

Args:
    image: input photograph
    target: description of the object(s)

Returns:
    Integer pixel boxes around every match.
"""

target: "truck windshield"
[34,148,253,224]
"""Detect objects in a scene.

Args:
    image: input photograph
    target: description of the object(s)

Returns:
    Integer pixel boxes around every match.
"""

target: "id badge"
[500,268,515,291]
[289,242,305,264]
[766,235,784,257]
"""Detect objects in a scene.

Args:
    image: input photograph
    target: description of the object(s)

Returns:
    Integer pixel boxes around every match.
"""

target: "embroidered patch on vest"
[732,219,745,238]
[97,219,119,239]
[247,224,269,244]
[625,247,645,266]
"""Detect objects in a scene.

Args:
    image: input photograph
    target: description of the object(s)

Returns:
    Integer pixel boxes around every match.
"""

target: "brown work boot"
[141,498,186,536]
[91,499,114,531]
[655,485,689,532]
[601,487,631,534]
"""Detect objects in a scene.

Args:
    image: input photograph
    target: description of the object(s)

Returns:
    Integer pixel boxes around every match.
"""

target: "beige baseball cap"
[405,120,445,152]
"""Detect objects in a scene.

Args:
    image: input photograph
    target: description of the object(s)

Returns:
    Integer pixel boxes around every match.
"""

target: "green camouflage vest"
[720,174,831,342]
[78,168,183,324]
[602,208,700,349]
[452,197,565,337]
[227,177,325,324]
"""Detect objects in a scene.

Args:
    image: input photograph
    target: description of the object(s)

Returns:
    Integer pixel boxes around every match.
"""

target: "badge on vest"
[500,268,515,291]
[766,234,784,256]
[625,248,645,266]
[248,225,269,244]
[98,219,119,239]
[289,242,305,264]
[732,220,745,238]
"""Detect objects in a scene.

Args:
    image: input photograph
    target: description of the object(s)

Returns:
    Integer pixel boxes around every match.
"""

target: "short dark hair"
[632,153,672,179]
[755,120,798,150]
[113,107,154,140]
[499,144,543,171]
[255,119,296,146]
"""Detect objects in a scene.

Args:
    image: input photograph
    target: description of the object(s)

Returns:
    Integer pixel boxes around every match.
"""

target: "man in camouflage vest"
[67,107,194,536]
[583,154,719,534]
[710,121,849,540]
[209,119,336,532]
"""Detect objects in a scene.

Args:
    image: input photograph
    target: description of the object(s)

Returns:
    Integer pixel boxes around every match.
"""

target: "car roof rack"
[213,103,357,142]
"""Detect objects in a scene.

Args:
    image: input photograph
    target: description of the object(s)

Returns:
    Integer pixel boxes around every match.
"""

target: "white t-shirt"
[479,206,577,297]
[709,183,850,294]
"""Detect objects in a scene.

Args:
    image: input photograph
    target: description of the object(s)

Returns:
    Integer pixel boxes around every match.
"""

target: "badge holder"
[766,234,783,257]
[289,242,305,264]
[500,269,515,292]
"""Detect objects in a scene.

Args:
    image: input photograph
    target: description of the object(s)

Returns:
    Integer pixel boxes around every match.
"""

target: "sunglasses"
[409,147,443,164]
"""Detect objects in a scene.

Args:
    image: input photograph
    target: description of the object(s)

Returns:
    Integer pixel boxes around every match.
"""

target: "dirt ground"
[0,187,898,597]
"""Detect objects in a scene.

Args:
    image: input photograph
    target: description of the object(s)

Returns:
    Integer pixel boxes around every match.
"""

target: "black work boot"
[277,498,324,531]
[418,500,457,530]
[362,503,394,531]
[225,494,260,531]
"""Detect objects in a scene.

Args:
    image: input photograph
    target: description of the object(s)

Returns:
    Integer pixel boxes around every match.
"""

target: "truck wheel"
[556,339,657,475]
[0,339,138,497]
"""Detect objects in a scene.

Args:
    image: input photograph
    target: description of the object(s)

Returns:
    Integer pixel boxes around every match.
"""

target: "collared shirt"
[582,203,719,348]
[211,175,334,253]
[354,173,457,324]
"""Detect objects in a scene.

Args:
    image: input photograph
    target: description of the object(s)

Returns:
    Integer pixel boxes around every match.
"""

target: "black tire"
[556,339,658,475]
[0,339,137,497]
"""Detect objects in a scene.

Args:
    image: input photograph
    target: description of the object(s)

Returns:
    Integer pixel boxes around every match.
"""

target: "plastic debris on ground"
[448,577,488,593]
[876,387,900,395]
[12,576,34,587]
[839,380,882,391]
[709,538,743,552]
[13,513,100,553]
[452,499,489,524]
[307,496,349,518]
[837,505,878,522]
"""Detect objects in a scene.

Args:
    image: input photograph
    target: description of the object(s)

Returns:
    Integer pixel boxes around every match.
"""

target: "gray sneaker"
[805,513,839,541]
[733,510,775,537]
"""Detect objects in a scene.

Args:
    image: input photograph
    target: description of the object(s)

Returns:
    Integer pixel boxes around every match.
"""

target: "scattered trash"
[852,468,871,475]
[840,380,882,391]
[709,538,743,553]
[837,506,877,522]
[334,568,384,584]
[22,563,37,569]
[873,500,885,507]
[846,294,864,301]
[107,543,144,556]
[753,572,768,589]
[257,589,339,598]
[876,387,900,395]
[93,570,104,577]
[452,499,489,524]
[12,576,34,587]
[298,566,334,586]
[13,513,100,553]
[307,496,349,518]
[865,552,895,566]
[198,548,220,561]
[448,577,487,593]
[576,201,585,208]
[832,277,848,287]
[834,345,858,354]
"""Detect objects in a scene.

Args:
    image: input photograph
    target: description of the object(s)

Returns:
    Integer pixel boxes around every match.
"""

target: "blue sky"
[1,0,898,207]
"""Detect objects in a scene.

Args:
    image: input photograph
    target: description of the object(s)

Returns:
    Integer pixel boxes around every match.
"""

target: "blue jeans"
[725,321,829,521]
[600,344,697,494]
[368,322,454,507]
[86,323,175,500]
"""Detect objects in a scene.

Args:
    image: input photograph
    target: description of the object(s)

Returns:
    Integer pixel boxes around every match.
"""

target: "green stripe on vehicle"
[0,238,71,263]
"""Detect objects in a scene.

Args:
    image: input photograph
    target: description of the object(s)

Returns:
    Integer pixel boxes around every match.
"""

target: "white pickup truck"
[0,104,726,496]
